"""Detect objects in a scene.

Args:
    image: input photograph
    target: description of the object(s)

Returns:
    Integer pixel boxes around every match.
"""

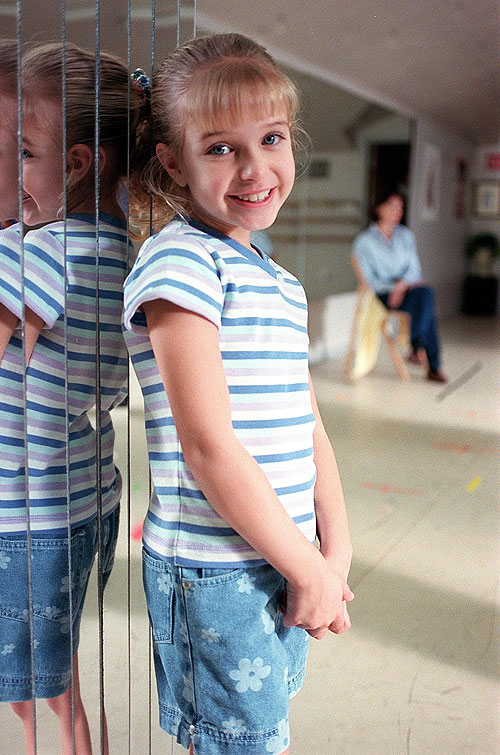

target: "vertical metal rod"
[60,3,76,752]
[93,1,105,751]
[17,1,37,749]
[126,1,133,752]
[148,3,156,754]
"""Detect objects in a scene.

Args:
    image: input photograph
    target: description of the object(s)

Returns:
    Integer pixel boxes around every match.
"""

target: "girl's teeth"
[237,190,271,202]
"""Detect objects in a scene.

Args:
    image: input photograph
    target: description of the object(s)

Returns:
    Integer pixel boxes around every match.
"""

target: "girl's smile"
[22,101,65,226]
[158,110,295,250]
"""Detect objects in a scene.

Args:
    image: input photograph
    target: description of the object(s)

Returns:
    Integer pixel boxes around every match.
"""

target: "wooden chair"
[344,256,411,381]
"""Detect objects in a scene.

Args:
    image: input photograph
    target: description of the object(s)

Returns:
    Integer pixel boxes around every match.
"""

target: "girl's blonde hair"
[0,38,19,127]
[130,33,303,233]
[22,42,143,213]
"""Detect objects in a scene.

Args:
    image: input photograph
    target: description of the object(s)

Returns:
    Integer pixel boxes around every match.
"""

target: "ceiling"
[4,0,499,145]
[195,0,500,145]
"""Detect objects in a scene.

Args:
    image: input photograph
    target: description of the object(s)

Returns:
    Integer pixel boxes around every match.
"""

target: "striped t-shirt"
[123,217,317,567]
[0,213,130,535]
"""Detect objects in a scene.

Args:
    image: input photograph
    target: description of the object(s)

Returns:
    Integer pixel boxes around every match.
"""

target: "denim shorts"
[143,550,310,755]
[0,506,119,702]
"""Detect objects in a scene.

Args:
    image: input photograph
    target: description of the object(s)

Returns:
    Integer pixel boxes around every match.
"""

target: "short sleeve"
[22,228,65,328]
[0,228,23,320]
[123,229,224,334]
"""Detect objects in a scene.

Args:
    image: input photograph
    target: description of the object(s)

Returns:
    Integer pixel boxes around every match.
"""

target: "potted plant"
[465,232,500,277]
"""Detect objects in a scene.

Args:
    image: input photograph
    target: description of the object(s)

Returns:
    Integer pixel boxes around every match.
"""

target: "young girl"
[124,33,353,755]
[0,42,140,754]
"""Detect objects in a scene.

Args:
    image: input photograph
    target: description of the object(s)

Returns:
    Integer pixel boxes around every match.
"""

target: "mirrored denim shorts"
[143,549,310,755]
[0,505,119,702]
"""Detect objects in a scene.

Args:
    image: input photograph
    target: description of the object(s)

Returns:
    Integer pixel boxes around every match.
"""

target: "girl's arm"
[0,303,45,364]
[143,298,352,639]
[0,303,19,363]
[308,372,352,579]
[24,308,45,361]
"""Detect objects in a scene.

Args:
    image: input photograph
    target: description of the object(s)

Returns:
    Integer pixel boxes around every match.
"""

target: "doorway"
[367,142,412,224]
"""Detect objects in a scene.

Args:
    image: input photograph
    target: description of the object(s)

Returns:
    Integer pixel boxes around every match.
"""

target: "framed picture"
[421,143,441,222]
[472,180,500,217]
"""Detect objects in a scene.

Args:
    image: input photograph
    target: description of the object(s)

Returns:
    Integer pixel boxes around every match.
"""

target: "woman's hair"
[130,32,304,233]
[21,42,143,212]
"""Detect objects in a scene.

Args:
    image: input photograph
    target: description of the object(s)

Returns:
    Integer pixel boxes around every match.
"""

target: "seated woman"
[352,191,447,383]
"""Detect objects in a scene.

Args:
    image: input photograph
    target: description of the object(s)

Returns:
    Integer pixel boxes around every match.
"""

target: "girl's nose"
[239,151,265,181]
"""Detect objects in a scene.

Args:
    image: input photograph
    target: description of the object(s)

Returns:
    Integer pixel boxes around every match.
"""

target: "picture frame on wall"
[421,143,441,222]
[472,180,500,218]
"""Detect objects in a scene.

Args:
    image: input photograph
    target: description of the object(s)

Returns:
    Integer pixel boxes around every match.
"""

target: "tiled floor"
[1,316,499,754]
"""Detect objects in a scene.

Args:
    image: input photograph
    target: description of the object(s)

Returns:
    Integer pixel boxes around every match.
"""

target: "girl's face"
[0,96,21,222]
[160,107,295,249]
[22,100,64,226]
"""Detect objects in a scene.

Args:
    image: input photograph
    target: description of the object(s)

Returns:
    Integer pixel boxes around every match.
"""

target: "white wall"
[469,142,500,279]
[408,119,474,317]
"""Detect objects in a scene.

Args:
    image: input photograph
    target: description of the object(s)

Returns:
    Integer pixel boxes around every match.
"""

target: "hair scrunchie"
[131,68,151,104]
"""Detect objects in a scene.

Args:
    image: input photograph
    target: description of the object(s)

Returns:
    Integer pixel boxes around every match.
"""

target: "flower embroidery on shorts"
[265,718,290,754]
[201,627,221,644]
[237,573,256,595]
[1,643,15,655]
[157,573,170,594]
[182,673,195,703]
[59,615,71,634]
[221,717,247,736]
[60,575,74,594]
[44,606,60,619]
[261,604,277,635]
[0,552,11,569]
[229,657,271,693]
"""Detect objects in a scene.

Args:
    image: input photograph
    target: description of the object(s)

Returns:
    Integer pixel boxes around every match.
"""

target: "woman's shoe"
[427,369,447,383]
[407,347,427,366]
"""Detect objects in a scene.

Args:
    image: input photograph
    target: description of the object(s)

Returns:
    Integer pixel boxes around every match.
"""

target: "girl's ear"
[66,143,94,185]
[156,143,187,188]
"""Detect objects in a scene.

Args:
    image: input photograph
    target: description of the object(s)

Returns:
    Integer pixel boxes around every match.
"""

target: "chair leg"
[343,292,363,377]
[382,323,410,381]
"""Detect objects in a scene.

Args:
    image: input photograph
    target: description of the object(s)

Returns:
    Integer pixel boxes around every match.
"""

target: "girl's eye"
[21,148,33,159]
[209,144,231,156]
[263,133,281,145]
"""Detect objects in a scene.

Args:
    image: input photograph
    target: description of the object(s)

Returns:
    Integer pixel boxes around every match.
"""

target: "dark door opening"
[367,142,412,224]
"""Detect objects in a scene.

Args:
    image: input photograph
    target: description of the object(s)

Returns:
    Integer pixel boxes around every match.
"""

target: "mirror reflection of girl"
[0,42,140,754]
[353,192,447,382]
[124,33,353,755]
[0,39,24,352]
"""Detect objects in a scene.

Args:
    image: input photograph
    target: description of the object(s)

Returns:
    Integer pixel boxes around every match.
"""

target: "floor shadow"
[348,556,500,682]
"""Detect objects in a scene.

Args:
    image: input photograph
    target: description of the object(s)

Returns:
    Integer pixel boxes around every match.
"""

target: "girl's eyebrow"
[200,120,289,141]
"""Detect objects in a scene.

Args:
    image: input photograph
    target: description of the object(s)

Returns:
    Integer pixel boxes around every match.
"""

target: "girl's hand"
[281,559,354,640]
